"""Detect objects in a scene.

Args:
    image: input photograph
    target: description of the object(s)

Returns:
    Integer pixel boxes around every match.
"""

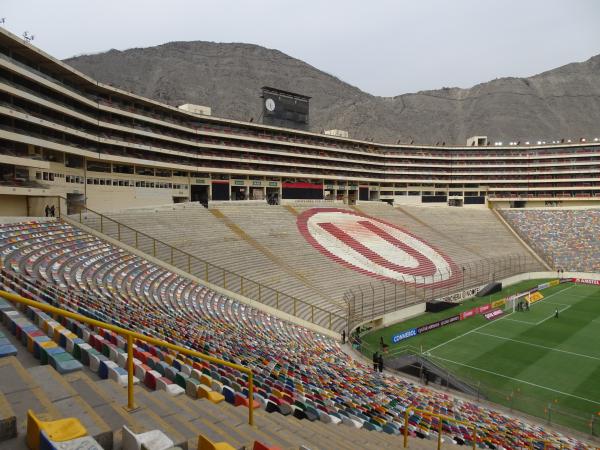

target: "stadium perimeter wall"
[363,271,600,333]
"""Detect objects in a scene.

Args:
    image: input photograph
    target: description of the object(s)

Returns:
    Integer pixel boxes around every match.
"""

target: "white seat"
[134,362,147,380]
[109,366,138,387]
[52,435,103,450]
[121,425,174,450]
[117,351,130,368]
[341,415,362,428]
[89,353,104,372]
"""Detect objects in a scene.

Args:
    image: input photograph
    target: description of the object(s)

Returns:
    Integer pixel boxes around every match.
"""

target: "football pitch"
[363,280,600,434]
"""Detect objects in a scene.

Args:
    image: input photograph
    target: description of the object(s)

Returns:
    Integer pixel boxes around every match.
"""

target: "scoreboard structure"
[261,86,310,131]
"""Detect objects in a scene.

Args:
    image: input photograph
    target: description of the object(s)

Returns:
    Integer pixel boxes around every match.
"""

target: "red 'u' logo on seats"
[297,208,459,286]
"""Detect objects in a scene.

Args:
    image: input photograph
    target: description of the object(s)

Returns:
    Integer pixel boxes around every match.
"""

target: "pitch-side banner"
[491,299,506,309]
[526,292,544,304]
[478,304,492,314]
[460,308,477,320]
[416,315,461,335]
[435,285,485,304]
[484,309,504,320]
[391,328,417,343]
[388,279,563,345]
[571,278,600,285]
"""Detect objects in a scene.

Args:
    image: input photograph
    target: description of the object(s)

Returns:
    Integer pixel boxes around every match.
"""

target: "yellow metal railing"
[54,197,344,333]
[0,289,255,426]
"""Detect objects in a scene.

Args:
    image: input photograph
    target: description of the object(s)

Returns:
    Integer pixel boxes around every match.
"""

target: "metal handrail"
[54,196,344,332]
[403,406,476,449]
[0,289,255,426]
[402,406,567,450]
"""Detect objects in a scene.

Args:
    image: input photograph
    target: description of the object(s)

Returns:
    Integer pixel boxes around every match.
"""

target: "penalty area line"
[427,354,600,406]
[472,330,600,362]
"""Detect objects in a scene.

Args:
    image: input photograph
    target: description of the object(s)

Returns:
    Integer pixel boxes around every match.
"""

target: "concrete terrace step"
[63,371,142,437]
[171,390,295,449]
[27,365,113,449]
[93,378,188,448]
[0,356,59,438]
[150,390,251,449]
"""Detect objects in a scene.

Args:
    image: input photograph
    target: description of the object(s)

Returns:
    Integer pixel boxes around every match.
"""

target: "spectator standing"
[372,352,379,372]
[377,353,383,373]
[44,205,50,217]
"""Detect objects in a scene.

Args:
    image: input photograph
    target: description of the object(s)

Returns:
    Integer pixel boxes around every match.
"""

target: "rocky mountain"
[64,42,600,144]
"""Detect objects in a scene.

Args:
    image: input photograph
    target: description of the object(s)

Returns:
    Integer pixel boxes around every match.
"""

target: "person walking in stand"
[341,329,346,345]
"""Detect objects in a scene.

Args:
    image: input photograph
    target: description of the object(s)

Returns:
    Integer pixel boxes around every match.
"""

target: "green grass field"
[363,280,600,434]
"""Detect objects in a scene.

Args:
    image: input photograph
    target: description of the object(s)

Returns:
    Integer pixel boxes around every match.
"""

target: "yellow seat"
[206,391,225,404]
[197,433,236,450]
[52,326,65,343]
[26,410,87,450]
[27,335,35,353]
[271,389,283,399]
[200,374,212,386]
[40,341,58,350]
[41,320,50,333]
[197,385,224,404]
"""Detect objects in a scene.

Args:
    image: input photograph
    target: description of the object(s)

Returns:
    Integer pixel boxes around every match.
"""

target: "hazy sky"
[3,0,600,96]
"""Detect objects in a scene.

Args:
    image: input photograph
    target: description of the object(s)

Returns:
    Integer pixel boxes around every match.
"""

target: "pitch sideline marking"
[425,285,576,354]
[427,354,600,406]
[472,330,600,362]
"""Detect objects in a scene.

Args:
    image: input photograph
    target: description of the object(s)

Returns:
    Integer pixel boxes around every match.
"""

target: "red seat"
[144,370,160,390]
[234,393,261,409]
[253,441,282,450]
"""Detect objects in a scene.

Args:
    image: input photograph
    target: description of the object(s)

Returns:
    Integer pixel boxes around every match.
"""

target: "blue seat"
[49,351,83,374]
[382,424,398,435]
[222,386,235,405]
[98,360,111,379]
[363,421,381,432]
[0,344,17,358]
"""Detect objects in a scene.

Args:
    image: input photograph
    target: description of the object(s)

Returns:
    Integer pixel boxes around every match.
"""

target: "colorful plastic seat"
[26,410,87,450]
[121,424,174,450]
[197,433,236,450]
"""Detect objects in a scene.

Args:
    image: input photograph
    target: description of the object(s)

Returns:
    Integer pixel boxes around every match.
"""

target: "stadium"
[0,21,599,450]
